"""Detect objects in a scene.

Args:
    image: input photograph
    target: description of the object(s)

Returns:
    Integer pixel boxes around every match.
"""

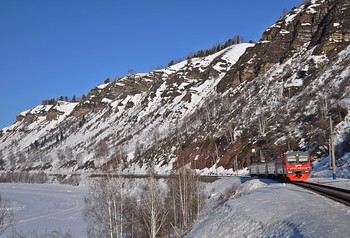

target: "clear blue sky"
[0,0,303,129]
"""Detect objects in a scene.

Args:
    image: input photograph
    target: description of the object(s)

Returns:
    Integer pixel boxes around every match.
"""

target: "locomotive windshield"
[299,155,309,164]
[286,152,309,164]
[286,155,297,164]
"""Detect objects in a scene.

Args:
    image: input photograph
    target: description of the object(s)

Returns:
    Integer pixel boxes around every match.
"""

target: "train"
[249,151,311,181]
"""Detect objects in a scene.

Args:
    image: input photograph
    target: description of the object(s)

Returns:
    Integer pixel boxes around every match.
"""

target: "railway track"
[292,181,350,206]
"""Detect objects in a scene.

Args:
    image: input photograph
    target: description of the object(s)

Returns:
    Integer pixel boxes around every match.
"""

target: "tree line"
[84,168,204,238]
[81,141,205,238]
[168,35,248,66]
[41,95,86,105]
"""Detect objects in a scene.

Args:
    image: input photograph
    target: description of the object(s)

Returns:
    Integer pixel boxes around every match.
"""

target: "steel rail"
[292,181,350,206]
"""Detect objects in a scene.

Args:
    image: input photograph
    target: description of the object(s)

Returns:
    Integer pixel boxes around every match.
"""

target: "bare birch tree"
[84,174,129,238]
[84,147,129,238]
[258,113,267,136]
[84,178,110,238]
[0,193,16,236]
[138,169,168,238]
[320,93,329,119]
[167,167,204,235]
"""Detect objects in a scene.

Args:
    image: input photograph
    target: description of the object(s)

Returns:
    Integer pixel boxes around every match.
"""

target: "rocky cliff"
[217,0,350,91]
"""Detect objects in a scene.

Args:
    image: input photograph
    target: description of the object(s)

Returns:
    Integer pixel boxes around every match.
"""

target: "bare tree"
[84,157,205,238]
[64,147,74,160]
[84,178,108,237]
[255,107,268,136]
[152,129,160,151]
[84,148,129,238]
[94,140,110,169]
[0,193,16,236]
[226,120,235,144]
[95,140,109,160]
[16,150,26,165]
[75,153,84,168]
[319,93,329,119]
[282,8,290,17]
[138,169,168,238]
[214,143,220,174]
[123,195,139,238]
[134,141,142,158]
[57,149,66,163]
[84,176,125,238]
[9,229,76,238]
[167,167,204,235]
[7,150,16,168]
[0,150,5,169]
[258,113,268,136]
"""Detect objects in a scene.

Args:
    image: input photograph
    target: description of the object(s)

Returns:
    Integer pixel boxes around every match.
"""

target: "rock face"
[0,0,349,178]
[46,109,63,121]
[217,0,350,92]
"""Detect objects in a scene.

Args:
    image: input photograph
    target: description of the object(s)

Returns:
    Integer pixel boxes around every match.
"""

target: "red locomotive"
[249,151,311,181]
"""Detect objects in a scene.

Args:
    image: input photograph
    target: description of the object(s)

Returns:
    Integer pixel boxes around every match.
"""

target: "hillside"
[0,0,349,183]
[186,176,350,238]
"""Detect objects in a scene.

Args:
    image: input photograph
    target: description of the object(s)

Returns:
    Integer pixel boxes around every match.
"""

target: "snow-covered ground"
[187,177,350,238]
[1,173,349,238]
[1,154,349,237]
[186,154,350,237]
[0,183,87,238]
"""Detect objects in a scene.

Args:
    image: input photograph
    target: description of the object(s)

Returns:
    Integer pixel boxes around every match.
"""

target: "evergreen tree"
[168,60,175,66]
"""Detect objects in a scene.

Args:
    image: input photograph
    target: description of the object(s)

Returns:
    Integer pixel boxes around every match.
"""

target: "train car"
[283,151,311,181]
[249,162,258,175]
[249,151,311,181]
[249,161,266,176]
[258,162,267,175]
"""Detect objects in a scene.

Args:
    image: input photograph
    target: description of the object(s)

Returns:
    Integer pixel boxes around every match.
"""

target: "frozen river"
[0,183,88,238]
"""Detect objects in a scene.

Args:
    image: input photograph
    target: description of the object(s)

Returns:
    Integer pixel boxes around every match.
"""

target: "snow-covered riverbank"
[0,183,88,238]
[1,175,350,237]
[187,177,350,238]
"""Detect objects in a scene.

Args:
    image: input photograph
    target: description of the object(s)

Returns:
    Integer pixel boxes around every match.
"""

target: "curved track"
[292,181,350,206]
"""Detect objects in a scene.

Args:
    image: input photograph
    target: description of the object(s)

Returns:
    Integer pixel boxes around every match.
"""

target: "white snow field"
[0,183,87,238]
[1,177,350,238]
[187,177,350,238]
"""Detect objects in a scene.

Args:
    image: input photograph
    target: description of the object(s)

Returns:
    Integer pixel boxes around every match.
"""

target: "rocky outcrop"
[46,109,64,121]
[217,0,350,92]
[25,114,37,123]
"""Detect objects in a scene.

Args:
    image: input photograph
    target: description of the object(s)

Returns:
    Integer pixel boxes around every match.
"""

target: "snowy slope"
[0,0,349,183]
[1,101,78,151]
[186,177,350,238]
[0,44,255,177]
